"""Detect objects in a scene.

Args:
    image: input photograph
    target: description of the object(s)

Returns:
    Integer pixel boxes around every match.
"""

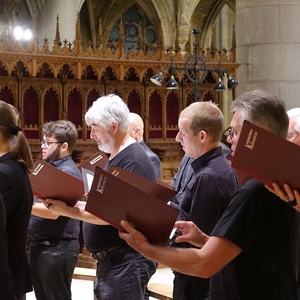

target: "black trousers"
[173,271,210,300]
[29,239,79,300]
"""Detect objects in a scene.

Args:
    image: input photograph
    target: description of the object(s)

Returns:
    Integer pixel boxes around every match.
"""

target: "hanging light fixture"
[150,72,163,86]
[150,29,238,102]
[166,75,179,89]
[214,78,226,91]
[227,76,239,89]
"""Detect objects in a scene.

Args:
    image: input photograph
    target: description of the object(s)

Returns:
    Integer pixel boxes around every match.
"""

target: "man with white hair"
[42,94,157,300]
[128,112,161,180]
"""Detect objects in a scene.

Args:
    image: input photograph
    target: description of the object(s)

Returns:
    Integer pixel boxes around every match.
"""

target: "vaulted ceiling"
[0,0,236,47]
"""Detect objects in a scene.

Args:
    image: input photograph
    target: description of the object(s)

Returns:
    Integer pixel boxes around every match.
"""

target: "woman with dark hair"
[0,100,33,299]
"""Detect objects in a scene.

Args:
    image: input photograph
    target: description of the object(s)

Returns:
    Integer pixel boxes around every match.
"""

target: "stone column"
[236,0,300,109]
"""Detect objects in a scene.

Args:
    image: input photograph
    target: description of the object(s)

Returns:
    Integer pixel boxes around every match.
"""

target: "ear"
[60,142,69,153]
[135,127,141,137]
[199,130,208,143]
[111,121,119,134]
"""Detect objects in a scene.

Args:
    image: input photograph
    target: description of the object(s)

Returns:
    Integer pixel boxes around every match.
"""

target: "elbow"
[200,269,217,278]
[194,263,220,278]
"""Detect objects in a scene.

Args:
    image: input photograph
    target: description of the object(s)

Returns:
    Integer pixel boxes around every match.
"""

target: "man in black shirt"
[44,94,157,300]
[119,90,299,300]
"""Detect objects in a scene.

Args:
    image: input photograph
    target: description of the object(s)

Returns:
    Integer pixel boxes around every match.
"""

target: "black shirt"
[83,142,156,252]
[210,179,298,300]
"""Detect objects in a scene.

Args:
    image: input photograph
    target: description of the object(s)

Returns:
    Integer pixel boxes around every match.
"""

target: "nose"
[175,132,181,142]
[90,128,96,139]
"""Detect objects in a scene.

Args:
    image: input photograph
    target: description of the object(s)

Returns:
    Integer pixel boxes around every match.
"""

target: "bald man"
[128,113,162,180]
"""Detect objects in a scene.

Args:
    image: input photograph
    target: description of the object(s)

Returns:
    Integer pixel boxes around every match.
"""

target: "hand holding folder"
[85,166,179,246]
[29,160,84,207]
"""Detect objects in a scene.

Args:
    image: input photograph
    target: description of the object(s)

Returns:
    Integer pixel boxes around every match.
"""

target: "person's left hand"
[38,198,68,214]
[119,220,150,254]
[265,183,300,212]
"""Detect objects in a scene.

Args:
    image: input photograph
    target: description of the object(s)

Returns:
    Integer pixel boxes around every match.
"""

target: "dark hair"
[0,100,33,172]
[43,120,78,153]
[231,89,289,138]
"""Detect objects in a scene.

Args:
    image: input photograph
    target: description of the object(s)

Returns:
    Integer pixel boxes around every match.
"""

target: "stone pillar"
[236,0,300,109]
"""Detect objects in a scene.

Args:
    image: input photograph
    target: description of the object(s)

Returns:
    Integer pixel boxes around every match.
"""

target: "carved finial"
[73,13,83,55]
[137,21,142,51]
[31,11,36,36]
[157,21,163,59]
[117,16,124,58]
[54,14,61,46]
[230,23,236,61]
[75,13,81,43]
[97,18,103,48]
[210,27,215,52]
[175,27,180,53]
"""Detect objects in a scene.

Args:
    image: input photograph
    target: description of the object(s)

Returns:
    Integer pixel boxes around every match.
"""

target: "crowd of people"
[0,89,300,300]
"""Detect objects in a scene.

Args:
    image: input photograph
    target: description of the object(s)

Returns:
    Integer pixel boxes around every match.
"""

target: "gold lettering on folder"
[111,170,120,177]
[32,163,44,175]
[96,174,107,194]
[245,129,258,150]
[90,155,103,165]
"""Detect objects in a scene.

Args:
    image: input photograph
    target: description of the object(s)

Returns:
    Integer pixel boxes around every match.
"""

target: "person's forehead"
[178,116,191,129]
[230,110,244,128]
[44,133,56,140]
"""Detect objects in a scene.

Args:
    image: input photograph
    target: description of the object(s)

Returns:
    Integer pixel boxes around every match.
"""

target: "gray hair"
[85,94,129,134]
[230,89,289,138]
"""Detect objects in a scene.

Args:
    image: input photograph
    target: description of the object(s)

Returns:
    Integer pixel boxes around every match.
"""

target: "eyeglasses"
[287,131,299,138]
[40,141,63,149]
[224,127,242,140]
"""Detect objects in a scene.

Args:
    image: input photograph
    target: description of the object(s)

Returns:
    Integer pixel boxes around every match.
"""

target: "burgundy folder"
[78,151,108,172]
[85,166,179,246]
[29,160,84,206]
[231,120,300,190]
[108,167,177,202]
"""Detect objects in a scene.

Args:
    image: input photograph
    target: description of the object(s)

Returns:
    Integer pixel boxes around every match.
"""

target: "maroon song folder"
[78,151,108,172]
[85,166,179,246]
[29,160,84,206]
[231,120,300,190]
[108,167,177,203]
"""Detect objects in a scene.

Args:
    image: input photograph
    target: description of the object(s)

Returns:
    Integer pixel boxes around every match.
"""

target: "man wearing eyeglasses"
[27,120,82,300]
[119,90,299,299]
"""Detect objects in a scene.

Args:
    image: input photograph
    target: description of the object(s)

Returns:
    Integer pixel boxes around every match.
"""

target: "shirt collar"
[191,146,223,172]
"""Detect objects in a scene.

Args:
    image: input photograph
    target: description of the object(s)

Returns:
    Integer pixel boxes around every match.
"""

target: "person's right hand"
[175,221,210,248]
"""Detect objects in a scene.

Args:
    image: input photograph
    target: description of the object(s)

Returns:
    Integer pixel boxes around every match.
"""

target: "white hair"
[287,108,300,133]
[85,94,129,134]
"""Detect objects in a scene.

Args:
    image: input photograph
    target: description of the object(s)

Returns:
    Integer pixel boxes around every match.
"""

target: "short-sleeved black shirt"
[210,179,298,300]
[83,142,156,252]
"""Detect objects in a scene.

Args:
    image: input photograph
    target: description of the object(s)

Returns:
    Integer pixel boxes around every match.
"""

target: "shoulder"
[56,156,82,179]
